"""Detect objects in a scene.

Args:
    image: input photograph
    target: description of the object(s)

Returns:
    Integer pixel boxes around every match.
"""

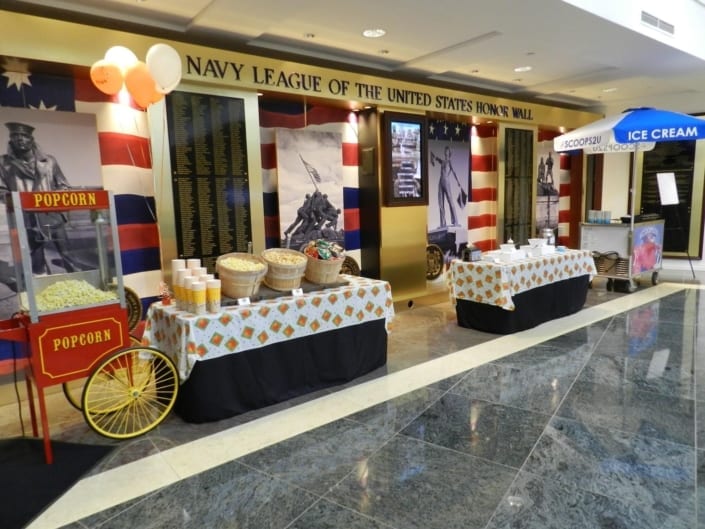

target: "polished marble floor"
[4,270,705,528]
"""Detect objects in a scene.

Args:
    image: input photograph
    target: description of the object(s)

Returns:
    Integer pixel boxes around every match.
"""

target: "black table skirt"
[174,318,388,423]
[455,275,590,334]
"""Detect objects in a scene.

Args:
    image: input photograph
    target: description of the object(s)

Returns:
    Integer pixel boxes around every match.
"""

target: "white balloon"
[146,43,182,94]
[104,45,139,74]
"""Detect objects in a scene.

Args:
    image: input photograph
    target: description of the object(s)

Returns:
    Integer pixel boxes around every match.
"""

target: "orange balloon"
[124,61,157,109]
[90,59,123,95]
[149,87,165,104]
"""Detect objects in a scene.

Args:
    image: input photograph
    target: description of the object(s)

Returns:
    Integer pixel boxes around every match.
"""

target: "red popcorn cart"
[1,190,178,463]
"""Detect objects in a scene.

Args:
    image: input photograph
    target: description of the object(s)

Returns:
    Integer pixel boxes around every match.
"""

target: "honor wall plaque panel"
[504,128,534,244]
[166,91,252,271]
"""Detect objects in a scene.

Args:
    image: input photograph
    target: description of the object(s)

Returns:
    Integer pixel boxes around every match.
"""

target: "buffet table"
[449,249,596,333]
[142,275,394,422]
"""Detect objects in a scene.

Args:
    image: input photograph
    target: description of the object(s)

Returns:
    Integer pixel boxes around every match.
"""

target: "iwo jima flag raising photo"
[274,128,344,250]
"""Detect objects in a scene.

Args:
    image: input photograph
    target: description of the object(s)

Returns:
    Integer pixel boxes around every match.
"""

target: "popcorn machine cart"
[1,190,178,463]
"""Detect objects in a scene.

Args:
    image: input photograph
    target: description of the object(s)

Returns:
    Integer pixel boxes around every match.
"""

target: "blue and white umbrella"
[553,107,705,227]
[554,107,705,154]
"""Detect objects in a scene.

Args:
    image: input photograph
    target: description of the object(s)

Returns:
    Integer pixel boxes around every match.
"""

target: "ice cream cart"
[579,216,664,292]
[1,190,178,463]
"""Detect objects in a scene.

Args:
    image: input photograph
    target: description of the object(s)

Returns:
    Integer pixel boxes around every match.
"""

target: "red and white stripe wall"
[469,124,499,251]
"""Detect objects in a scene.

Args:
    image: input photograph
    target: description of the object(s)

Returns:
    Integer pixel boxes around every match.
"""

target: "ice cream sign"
[622,126,698,142]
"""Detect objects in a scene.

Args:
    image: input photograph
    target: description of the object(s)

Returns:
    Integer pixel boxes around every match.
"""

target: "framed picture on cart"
[382,111,428,206]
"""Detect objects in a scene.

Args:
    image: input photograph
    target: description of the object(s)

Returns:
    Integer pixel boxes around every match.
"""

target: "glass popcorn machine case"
[6,189,126,322]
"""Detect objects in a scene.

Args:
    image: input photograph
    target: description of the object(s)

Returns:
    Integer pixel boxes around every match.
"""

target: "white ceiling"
[10,0,705,115]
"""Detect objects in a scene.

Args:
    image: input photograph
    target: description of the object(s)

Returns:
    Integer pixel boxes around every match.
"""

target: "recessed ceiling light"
[362,28,386,38]
[513,65,532,73]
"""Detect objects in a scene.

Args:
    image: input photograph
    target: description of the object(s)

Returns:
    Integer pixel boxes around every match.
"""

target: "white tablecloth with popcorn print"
[448,250,596,311]
[143,275,394,381]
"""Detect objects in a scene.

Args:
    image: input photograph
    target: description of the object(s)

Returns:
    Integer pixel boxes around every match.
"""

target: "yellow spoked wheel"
[62,379,86,411]
[63,335,143,411]
[82,346,179,439]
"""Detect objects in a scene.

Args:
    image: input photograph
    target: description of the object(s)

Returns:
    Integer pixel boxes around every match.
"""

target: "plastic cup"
[171,259,185,284]
[206,279,221,313]
[183,276,196,313]
[191,281,206,315]
[186,258,201,269]
[175,268,191,309]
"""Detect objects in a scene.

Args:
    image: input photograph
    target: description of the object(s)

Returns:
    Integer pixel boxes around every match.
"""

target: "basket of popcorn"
[261,248,308,291]
[303,240,345,285]
[215,253,268,298]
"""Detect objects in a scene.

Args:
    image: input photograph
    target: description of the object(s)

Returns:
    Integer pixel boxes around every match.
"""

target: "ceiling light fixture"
[513,65,532,73]
[602,87,618,93]
[362,28,386,38]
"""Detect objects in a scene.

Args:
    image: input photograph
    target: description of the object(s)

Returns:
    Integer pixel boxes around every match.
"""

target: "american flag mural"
[259,101,361,267]
[0,56,161,375]
[469,124,499,251]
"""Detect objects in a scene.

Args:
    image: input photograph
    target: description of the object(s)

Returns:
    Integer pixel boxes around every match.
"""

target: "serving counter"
[142,275,394,422]
[449,249,596,334]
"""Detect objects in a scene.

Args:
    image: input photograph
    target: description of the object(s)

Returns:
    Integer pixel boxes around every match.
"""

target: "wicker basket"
[216,253,267,298]
[305,255,344,285]
[261,248,307,291]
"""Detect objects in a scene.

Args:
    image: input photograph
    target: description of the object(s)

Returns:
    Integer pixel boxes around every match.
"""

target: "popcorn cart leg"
[25,374,39,437]
[35,384,54,464]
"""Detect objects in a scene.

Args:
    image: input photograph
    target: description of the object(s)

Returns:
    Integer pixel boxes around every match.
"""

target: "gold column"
[379,205,428,302]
